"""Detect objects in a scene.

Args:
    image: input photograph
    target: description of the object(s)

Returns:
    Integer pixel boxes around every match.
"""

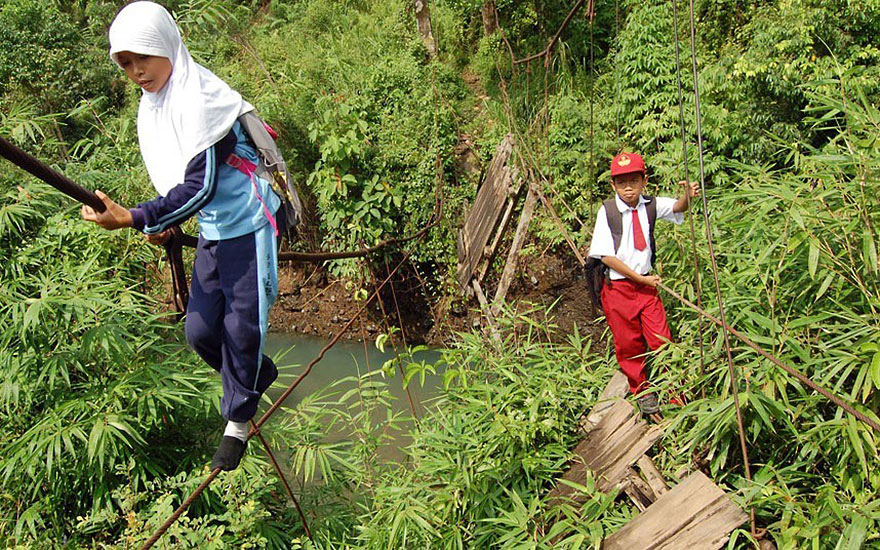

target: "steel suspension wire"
[362,256,421,420]
[249,419,312,538]
[249,201,439,434]
[658,282,880,434]
[684,0,756,537]
[670,0,706,399]
[614,0,621,151]
[141,199,442,550]
[587,1,596,222]
[385,255,422,418]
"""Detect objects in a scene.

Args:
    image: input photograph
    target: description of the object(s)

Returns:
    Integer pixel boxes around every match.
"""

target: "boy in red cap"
[588,152,699,414]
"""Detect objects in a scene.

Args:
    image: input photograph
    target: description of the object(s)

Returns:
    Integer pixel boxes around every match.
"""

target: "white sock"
[224,420,249,442]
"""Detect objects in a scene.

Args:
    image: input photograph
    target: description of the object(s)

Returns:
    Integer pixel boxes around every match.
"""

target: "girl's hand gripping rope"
[81,190,133,230]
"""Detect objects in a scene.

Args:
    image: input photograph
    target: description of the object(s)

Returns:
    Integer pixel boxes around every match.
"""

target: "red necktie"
[632,208,647,251]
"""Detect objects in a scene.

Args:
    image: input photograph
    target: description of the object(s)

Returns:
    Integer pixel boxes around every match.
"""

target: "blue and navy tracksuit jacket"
[130,121,281,422]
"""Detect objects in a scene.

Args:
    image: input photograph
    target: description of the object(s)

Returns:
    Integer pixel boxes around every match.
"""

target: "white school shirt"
[588,194,683,280]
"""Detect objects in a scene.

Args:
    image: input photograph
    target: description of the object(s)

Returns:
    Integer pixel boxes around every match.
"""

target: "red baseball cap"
[610,152,646,177]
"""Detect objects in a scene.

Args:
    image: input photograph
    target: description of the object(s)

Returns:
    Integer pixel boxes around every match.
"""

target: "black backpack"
[585,197,657,309]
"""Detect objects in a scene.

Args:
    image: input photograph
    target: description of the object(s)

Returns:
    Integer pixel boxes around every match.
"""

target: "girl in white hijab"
[82,1,282,471]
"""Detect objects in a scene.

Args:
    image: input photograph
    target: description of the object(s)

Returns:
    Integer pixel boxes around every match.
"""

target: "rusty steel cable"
[614,0,621,151]
[659,282,880,434]
[362,256,421,420]
[386,256,423,418]
[684,0,755,535]
[278,221,440,263]
[587,1,596,222]
[141,198,442,549]
[670,0,706,399]
[514,0,588,65]
[0,135,107,213]
[249,199,439,435]
[249,420,312,539]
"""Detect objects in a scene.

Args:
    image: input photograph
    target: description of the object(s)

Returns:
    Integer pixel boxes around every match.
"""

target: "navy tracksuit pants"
[185,222,279,422]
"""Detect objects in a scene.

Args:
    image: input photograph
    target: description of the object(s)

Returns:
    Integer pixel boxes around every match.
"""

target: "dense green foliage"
[1,0,878,547]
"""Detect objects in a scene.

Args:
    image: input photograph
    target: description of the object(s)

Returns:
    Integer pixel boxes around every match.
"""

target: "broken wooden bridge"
[547,372,748,549]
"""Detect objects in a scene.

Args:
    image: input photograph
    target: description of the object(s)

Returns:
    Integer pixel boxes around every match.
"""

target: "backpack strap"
[603,198,623,252]
[644,195,657,265]
[227,153,280,237]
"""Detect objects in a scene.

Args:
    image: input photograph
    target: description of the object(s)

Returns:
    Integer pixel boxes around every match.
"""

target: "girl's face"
[116,51,172,94]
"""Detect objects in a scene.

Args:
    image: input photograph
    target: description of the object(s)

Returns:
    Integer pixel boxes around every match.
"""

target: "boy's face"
[116,51,172,94]
[611,172,647,207]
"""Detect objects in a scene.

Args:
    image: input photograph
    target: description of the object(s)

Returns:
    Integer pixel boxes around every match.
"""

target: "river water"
[262,332,445,460]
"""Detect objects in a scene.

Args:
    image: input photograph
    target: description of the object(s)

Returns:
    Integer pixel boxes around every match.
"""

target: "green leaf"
[863,232,878,273]
[808,242,819,278]
[871,352,880,391]
[87,420,103,464]
[815,273,834,299]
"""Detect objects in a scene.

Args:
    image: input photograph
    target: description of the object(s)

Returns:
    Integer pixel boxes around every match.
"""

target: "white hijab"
[108,1,253,196]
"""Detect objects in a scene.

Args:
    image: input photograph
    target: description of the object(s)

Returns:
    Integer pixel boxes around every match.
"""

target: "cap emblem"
[618,154,631,167]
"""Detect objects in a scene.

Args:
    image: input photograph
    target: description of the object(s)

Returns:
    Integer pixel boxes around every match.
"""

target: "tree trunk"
[482,1,498,35]
[414,1,437,57]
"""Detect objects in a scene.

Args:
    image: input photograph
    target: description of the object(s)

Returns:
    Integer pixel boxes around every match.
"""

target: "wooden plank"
[584,400,636,448]
[476,167,522,284]
[492,184,537,313]
[588,419,658,473]
[547,400,661,502]
[637,455,670,497]
[580,413,643,467]
[472,280,501,345]
[546,412,627,505]
[622,467,656,510]
[603,471,747,550]
[582,371,630,433]
[590,424,663,493]
[457,135,515,289]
